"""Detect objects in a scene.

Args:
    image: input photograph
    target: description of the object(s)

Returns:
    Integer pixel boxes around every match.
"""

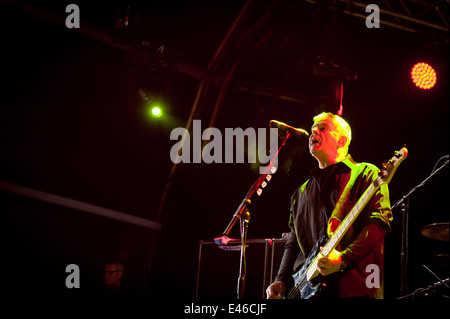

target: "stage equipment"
[149,106,163,118]
[420,222,449,242]
[269,120,309,139]
[392,154,449,297]
[411,62,437,90]
[220,121,307,299]
[195,239,270,299]
[424,254,449,268]
[416,224,449,299]
[397,277,449,299]
[312,55,357,116]
[195,237,289,299]
[269,237,289,284]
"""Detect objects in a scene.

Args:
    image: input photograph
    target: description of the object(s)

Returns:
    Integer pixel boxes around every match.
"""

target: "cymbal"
[420,222,449,242]
[425,254,449,268]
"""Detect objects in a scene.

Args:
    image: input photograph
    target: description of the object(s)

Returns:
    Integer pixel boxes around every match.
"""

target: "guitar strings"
[287,276,307,299]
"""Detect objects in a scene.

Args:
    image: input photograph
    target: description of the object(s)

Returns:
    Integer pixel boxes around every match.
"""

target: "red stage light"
[411,62,437,90]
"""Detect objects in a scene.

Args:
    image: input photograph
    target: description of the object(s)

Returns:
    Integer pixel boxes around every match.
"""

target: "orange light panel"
[411,62,437,90]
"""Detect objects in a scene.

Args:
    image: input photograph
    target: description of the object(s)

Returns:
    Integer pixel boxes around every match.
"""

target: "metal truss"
[308,0,449,43]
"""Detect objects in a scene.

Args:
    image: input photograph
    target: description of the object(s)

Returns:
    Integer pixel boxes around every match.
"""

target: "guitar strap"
[327,155,365,237]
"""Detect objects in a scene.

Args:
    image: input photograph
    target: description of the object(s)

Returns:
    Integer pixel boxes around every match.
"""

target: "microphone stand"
[392,155,449,297]
[222,132,292,299]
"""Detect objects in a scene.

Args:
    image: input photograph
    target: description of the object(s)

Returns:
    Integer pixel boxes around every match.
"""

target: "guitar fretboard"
[322,182,379,257]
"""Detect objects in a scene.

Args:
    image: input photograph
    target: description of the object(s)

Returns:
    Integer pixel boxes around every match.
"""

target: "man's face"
[104,264,123,286]
[309,118,341,159]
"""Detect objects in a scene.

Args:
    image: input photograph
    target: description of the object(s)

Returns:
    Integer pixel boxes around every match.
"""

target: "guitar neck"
[322,182,379,257]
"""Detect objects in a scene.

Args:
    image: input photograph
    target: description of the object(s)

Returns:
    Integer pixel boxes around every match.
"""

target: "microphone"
[270,120,309,139]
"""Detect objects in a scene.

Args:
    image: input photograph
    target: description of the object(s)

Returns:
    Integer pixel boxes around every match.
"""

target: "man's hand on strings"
[266,281,286,299]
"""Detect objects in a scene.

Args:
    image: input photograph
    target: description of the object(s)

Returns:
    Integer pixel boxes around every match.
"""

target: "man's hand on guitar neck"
[317,248,342,276]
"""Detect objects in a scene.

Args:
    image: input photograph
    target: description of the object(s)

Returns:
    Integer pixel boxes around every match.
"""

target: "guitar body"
[288,236,326,299]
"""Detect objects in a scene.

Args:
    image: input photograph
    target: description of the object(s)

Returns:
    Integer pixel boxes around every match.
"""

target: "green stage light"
[149,106,163,118]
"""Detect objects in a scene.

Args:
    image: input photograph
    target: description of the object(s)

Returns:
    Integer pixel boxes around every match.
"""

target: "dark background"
[0,0,448,300]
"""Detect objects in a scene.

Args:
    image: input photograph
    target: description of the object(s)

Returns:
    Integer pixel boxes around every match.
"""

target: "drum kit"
[420,222,449,271]
[415,222,449,299]
[391,155,449,299]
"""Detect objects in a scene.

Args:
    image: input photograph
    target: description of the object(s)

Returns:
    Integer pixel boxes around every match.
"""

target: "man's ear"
[338,136,347,147]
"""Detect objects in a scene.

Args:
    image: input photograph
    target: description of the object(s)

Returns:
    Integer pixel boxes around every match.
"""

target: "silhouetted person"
[102,261,125,295]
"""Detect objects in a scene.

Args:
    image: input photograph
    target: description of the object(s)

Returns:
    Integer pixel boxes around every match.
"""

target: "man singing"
[266,112,392,299]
